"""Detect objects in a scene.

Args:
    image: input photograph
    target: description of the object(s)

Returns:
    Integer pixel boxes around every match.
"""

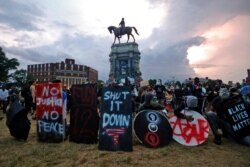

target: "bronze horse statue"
[108,26,139,44]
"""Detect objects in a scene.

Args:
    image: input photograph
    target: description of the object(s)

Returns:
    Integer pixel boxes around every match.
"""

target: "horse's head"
[108,26,113,34]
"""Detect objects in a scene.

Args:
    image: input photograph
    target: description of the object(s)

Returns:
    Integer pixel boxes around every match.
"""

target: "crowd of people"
[1,76,250,147]
[0,81,37,119]
[103,77,250,146]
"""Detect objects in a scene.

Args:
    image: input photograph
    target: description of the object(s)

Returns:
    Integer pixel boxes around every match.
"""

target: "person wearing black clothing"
[207,94,250,146]
[192,78,204,114]
[21,81,33,114]
[206,96,225,145]
[97,82,104,112]
[6,85,30,140]
[154,79,166,106]
[137,93,167,116]
[8,85,19,104]
[0,85,8,113]
[174,86,184,109]
[174,95,198,122]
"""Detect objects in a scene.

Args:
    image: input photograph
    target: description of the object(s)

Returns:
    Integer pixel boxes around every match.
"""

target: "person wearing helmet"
[137,92,168,116]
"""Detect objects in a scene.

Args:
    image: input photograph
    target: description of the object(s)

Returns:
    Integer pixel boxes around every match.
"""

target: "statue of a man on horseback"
[118,18,125,38]
[108,18,139,44]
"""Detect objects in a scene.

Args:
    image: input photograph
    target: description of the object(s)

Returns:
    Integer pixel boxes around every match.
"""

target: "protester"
[131,85,139,113]
[0,85,9,113]
[106,74,119,88]
[165,88,174,112]
[8,85,19,105]
[6,84,30,140]
[21,81,33,115]
[30,81,36,119]
[154,79,166,106]
[174,85,184,109]
[97,81,104,114]
[173,95,198,122]
[63,86,71,113]
[241,79,247,87]
[192,77,205,114]
[138,85,155,104]
[206,91,250,146]
[137,92,168,116]
[240,85,250,107]
[219,87,229,98]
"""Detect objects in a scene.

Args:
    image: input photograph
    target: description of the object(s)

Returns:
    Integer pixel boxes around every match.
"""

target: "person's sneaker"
[214,134,222,145]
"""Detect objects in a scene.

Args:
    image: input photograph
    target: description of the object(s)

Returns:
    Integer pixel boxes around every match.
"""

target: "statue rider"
[119,18,125,38]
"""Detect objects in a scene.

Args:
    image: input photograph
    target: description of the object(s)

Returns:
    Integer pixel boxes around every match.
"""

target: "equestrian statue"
[108,18,139,44]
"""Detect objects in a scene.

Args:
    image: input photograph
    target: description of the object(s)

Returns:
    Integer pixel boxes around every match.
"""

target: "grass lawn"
[0,111,250,167]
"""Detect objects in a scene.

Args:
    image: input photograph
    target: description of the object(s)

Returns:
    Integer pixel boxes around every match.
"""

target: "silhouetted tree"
[0,47,19,82]
[175,81,182,87]
[9,69,34,87]
[148,79,157,87]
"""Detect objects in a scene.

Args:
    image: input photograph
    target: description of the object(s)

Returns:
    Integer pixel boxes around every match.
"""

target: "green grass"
[0,111,250,167]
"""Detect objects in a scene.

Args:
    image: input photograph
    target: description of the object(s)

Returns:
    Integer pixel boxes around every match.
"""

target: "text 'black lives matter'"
[223,95,250,138]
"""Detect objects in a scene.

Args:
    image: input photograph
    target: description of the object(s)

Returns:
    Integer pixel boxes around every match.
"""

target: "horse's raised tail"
[132,27,139,36]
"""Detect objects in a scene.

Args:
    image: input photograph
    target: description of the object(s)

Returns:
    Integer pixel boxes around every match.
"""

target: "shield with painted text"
[36,83,65,142]
[99,86,132,151]
[134,110,173,148]
[70,84,99,143]
[221,95,250,138]
[169,110,209,146]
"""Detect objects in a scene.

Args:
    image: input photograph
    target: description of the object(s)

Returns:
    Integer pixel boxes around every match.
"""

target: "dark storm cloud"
[50,33,112,79]
[139,0,250,81]
[141,36,205,81]
[0,0,43,30]
[1,0,250,82]
[3,46,60,65]
[148,0,250,43]
[3,33,112,80]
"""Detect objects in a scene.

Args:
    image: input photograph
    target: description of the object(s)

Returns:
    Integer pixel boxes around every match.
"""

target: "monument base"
[109,42,142,85]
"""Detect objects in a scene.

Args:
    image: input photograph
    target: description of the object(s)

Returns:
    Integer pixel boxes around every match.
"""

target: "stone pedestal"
[109,42,142,84]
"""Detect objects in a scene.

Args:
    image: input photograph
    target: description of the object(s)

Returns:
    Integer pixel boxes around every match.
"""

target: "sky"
[0,0,249,83]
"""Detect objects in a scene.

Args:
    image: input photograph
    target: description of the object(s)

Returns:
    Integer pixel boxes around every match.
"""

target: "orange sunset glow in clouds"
[188,15,250,82]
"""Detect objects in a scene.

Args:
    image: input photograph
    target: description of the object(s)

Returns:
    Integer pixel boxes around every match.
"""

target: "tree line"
[0,47,33,87]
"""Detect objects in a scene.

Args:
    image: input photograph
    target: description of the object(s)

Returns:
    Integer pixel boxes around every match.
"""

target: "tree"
[148,79,156,87]
[175,81,182,87]
[0,47,19,82]
[9,69,33,87]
